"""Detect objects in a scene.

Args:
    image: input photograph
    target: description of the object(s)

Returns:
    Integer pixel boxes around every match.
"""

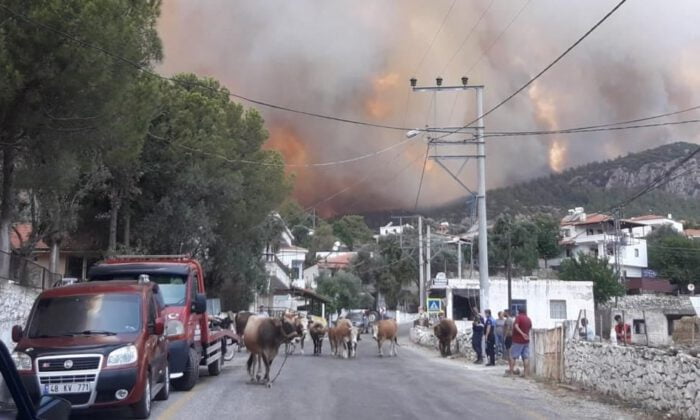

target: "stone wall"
[0,281,40,346]
[565,340,700,419]
[410,325,476,359]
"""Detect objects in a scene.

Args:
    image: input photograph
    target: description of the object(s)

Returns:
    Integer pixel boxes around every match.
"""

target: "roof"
[318,253,355,269]
[685,228,700,238]
[279,245,309,253]
[11,223,48,250]
[561,213,611,226]
[88,262,191,278]
[628,215,666,221]
[274,286,331,303]
[625,277,675,294]
[39,280,151,298]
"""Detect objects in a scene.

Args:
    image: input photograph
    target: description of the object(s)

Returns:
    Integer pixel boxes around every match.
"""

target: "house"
[597,295,696,346]
[431,277,595,332]
[555,207,648,279]
[379,222,413,237]
[9,223,101,285]
[628,214,684,238]
[684,228,700,240]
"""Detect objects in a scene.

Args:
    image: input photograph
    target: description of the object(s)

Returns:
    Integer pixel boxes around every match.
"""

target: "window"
[565,248,572,257]
[633,319,646,335]
[634,248,639,258]
[549,300,567,319]
[510,300,527,316]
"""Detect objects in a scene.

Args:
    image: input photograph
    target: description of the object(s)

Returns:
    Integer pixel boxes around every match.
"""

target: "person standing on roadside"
[484,309,496,366]
[495,311,505,358]
[471,311,484,364]
[508,307,532,377]
[503,310,514,362]
[614,314,631,345]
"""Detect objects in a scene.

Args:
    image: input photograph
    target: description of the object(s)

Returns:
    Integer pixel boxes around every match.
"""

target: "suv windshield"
[27,293,141,338]
[91,273,187,306]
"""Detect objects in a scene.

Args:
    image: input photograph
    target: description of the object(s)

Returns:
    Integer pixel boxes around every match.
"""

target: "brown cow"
[333,319,354,359]
[283,312,308,355]
[434,319,458,357]
[373,319,398,357]
[234,311,254,351]
[243,315,297,386]
[327,325,339,356]
[308,320,326,356]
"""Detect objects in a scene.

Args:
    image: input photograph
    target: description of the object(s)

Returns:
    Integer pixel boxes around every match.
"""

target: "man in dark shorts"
[503,309,513,361]
[508,307,532,377]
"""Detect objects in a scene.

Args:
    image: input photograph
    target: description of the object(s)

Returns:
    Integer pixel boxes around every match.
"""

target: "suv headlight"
[166,320,185,337]
[107,345,138,367]
[11,351,32,371]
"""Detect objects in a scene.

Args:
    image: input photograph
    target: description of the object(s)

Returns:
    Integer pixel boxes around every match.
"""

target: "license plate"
[43,382,92,394]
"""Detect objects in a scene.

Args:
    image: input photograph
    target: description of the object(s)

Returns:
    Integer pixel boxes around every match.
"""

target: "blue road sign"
[427,298,441,313]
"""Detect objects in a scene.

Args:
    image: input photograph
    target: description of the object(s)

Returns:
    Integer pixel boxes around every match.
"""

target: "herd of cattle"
[227,310,400,386]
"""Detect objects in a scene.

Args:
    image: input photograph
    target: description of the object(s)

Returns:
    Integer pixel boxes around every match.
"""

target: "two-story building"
[556,207,648,279]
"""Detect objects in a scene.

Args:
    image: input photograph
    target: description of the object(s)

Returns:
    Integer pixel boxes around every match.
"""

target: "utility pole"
[457,240,462,280]
[426,225,432,287]
[409,76,490,311]
[418,216,425,308]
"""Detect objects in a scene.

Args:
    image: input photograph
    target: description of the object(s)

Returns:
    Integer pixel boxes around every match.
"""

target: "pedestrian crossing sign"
[427,298,441,313]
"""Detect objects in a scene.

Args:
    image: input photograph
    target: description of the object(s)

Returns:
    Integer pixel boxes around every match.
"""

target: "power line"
[413,145,431,211]
[440,0,495,74]
[612,145,700,210]
[484,118,700,138]
[466,0,532,74]
[413,0,458,77]
[154,133,416,168]
[0,3,417,134]
[437,0,628,140]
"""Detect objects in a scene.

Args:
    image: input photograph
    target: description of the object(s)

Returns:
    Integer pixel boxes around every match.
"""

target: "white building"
[628,214,684,238]
[433,278,595,332]
[379,222,413,237]
[556,207,648,279]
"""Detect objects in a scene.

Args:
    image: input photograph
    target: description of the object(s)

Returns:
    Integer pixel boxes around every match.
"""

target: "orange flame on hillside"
[528,83,567,172]
[364,72,400,119]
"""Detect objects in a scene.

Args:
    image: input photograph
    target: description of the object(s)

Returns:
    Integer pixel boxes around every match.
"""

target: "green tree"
[533,214,561,266]
[647,231,700,289]
[316,271,368,314]
[488,215,539,276]
[332,215,373,251]
[559,253,625,304]
[0,0,161,275]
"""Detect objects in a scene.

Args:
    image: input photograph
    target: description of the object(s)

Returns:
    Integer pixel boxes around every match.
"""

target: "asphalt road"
[83,325,638,420]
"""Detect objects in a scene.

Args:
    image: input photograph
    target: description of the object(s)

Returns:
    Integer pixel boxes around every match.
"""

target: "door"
[147,295,167,384]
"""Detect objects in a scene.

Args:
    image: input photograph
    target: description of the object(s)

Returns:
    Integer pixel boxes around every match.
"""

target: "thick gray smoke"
[158,0,700,215]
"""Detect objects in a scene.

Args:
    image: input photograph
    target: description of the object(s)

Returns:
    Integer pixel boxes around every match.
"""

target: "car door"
[146,294,165,385]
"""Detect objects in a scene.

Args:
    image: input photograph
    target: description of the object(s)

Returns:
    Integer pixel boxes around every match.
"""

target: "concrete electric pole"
[418,215,425,308]
[410,76,490,311]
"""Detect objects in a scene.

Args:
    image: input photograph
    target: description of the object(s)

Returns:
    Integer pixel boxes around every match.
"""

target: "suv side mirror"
[191,293,207,314]
[153,317,165,336]
[12,325,23,343]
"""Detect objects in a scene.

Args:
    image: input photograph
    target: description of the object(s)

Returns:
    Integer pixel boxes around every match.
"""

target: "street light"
[405,129,421,139]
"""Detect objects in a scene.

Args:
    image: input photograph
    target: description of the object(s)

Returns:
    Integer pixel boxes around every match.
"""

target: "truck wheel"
[154,365,170,401]
[132,372,152,419]
[172,348,199,391]
[208,343,223,376]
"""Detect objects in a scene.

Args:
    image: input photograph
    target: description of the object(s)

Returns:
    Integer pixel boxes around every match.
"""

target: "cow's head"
[275,317,298,343]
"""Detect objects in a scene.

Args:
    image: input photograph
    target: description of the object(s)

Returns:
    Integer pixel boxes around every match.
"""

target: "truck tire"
[132,372,152,419]
[208,341,223,376]
[172,348,199,391]
[154,365,170,401]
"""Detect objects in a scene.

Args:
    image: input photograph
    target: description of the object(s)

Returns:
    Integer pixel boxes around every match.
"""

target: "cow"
[372,319,398,357]
[327,325,339,356]
[348,326,360,358]
[308,320,326,356]
[283,311,308,355]
[333,319,354,359]
[243,315,297,386]
[433,319,458,357]
[234,311,254,351]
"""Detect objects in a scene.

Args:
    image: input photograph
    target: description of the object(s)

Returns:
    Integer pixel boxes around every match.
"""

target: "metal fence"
[0,250,62,290]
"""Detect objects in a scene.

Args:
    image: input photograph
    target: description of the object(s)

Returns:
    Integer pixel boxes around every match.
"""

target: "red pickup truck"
[87,255,237,391]
[11,280,169,418]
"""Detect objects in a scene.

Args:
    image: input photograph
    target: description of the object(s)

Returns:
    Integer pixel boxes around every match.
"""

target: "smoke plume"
[158,0,700,216]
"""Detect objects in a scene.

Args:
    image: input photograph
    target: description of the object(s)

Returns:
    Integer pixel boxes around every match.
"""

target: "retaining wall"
[565,340,700,419]
[0,281,39,346]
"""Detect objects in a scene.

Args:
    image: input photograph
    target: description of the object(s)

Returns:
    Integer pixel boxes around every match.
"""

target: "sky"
[157,0,700,216]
